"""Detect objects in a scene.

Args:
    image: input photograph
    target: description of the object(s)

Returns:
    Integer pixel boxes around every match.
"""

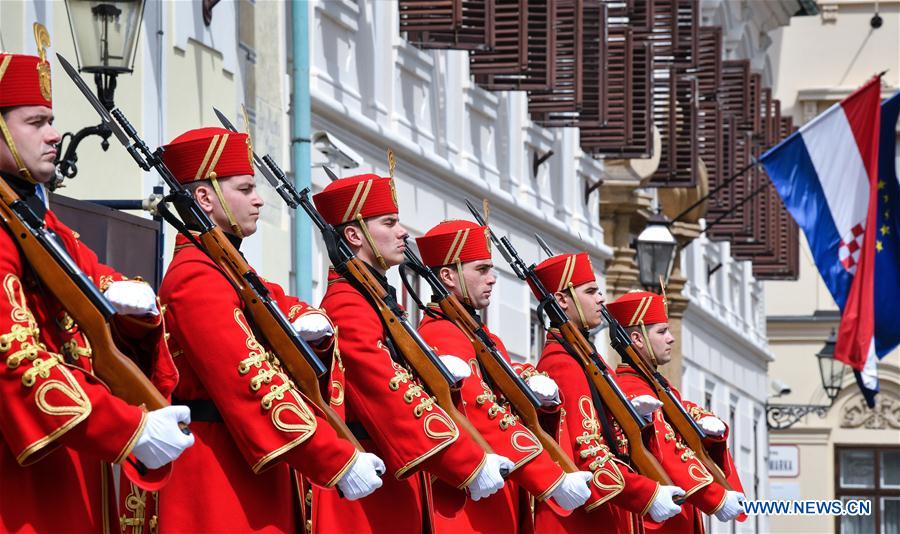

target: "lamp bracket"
[765,402,834,430]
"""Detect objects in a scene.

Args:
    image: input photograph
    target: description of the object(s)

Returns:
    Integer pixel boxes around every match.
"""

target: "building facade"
[2,2,873,533]
[764,1,900,533]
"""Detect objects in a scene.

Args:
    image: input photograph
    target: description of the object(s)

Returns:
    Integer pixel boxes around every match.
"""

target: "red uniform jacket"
[155,235,358,533]
[417,307,566,533]
[0,204,172,534]
[615,364,745,533]
[536,335,659,533]
[315,270,488,533]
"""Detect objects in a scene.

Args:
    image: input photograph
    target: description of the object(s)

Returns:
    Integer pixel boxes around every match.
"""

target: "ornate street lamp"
[634,212,677,290]
[817,328,845,402]
[55,0,146,180]
[767,328,847,430]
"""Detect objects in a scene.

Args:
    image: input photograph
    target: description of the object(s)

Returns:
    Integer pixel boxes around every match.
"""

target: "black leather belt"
[172,397,224,423]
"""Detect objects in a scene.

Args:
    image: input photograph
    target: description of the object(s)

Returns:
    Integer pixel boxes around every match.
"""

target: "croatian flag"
[761,77,882,404]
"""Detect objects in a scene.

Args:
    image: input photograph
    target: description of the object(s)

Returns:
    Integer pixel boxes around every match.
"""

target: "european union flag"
[874,92,900,358]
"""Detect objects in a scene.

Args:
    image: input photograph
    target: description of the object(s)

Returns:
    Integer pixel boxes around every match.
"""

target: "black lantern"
[816,328,845,402]
[635,212,677,289]
[766,328,847,429]
[56,0,146,181]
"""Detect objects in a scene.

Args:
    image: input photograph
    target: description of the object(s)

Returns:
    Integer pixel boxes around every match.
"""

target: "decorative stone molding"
[841,394,900,430]
[598,180,652,299]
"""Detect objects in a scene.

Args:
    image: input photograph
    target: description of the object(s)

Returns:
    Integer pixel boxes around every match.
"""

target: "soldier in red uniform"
[0,42,193,532]
[155,128,385,533]
[414,219,593,533]
[313,175,509,533]
[607,291,746,533]
[530,252,686,533]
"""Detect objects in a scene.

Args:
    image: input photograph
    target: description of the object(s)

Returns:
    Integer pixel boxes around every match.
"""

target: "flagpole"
[677,180,772,252]
[671,159,760,224]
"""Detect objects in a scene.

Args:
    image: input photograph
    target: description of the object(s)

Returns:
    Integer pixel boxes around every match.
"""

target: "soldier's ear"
[438,266,455,290]
[193,184,215,215]
[629,329,644,348]
[342,223,363,248]
[554,291,568,310]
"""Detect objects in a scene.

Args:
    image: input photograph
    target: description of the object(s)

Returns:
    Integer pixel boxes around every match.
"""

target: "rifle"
[600,307,732,489]
[0,179,174,414]
[212,108,497,457]
[532,229,730,489]
[285,174,496,457]
[57,53,361,450]
[398,244,580,473]
[466,201,676,486]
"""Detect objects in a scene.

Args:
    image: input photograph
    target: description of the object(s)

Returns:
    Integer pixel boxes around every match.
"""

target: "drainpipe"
[290,0,312,301]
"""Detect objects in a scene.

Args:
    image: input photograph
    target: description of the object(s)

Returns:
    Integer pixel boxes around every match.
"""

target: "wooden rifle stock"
[338,256,494,453]
[466,206,671,484]
[554,321,674,485]
[55,56,360,449]
[432,293,578,473]
[191,227,362,450]
[0,179,169,411]
[611,334,731,489]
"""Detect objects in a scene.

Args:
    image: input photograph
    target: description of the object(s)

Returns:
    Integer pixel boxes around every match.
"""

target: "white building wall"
[682,229,774,534]
[308,0,612,362]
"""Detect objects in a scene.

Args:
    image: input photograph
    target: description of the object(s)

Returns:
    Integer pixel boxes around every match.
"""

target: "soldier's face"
[569,281,605,328]
[196,174,264,236]
[643,323,674,365]
[362,214,408,268]
[441,259,496,309]
[0,105,60,183]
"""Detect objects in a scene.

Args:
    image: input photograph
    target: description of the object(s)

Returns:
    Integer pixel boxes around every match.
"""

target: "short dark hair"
[335,219,358,236]
[183,179,211,198]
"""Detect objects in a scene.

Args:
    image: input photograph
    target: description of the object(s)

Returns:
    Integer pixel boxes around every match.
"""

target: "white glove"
[714,491,745,522]
[698,416,726,437]
[526,375,561,407]
[468,453,513,501]
[630,395,663,417]
[336,452,386,501]
[439,355,471,382]
[549,471,592,510]
[104,280,159,316]
[648,485,685,522]
[292,313,334,342]
[132,405,194,469]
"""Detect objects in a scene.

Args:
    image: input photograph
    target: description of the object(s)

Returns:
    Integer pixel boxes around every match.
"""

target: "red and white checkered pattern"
[838,223,865,273]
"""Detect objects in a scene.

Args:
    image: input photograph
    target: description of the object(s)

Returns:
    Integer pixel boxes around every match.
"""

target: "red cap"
[607,291,668,327]
[416,220,491,267]
[312,173,399,225]
[0,54,53,109]
[533,252,596,292]
[161,127,253,184]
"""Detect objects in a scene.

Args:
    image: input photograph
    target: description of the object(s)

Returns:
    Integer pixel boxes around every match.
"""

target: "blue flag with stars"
[874,92,900,359]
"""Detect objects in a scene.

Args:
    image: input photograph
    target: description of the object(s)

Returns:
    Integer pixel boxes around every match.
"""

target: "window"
[835,446,900,534]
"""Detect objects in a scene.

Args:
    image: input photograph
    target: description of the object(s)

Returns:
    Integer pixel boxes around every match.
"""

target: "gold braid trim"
[17,366,92,465]
[261,381,293,410]
[250,367,279,391]
[323,449,360,488]
[115,410,148,464]
[641,483,662,516]
[535,472,567,501]
[22,355,62,386]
